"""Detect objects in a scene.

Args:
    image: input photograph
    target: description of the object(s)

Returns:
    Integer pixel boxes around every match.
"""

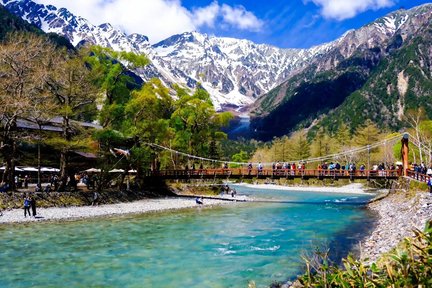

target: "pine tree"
[352,119,381,147]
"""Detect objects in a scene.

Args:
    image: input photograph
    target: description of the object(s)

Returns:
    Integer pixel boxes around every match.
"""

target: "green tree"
[170,86,232,164]
[288,131,311,161]
[352,119,381,147]
[122,78,175,173]
[86,46,149,128]
[231,150,249,168]
[352,119,382,166]
[335,123,351,148]
[310,128,337,158]
[272,136,290,162]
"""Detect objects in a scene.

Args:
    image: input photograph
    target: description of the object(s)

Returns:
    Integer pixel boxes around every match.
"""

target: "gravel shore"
[360,190,432,262]
[0,197,232,224]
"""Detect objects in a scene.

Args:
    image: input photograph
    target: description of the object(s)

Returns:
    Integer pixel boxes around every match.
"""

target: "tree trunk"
[58,148,68,192]
[60,115,72,181]
[1,136,17,190]
[37,136,41,186]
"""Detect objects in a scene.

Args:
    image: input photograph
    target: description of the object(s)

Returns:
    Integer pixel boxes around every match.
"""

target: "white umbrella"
[109,169,125,173]
[40,167,60,172]
[85,168,101,173]
[0,166,25,171]
[22,167,39,172]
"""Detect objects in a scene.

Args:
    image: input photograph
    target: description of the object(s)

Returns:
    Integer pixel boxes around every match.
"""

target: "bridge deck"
[143,168,401,180]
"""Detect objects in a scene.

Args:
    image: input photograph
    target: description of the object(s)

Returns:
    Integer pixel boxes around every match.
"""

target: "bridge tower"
[401,133,409,176]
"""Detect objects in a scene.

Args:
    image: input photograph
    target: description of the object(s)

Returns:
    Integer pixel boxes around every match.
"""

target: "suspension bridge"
[136,133,431,183]
[142,168,402,180]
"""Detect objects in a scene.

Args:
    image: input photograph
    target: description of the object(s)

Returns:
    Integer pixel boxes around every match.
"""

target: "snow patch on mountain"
[2,0,430,110]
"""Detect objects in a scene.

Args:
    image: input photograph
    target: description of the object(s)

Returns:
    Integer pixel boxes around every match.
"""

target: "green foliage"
[231,151,249,168]
[310,128,338,158]
[85,46,149,128]
[251,68,369,140]
[220,138,262,161]
[93,129,126,147]
[289,131,311,161]
[299,222,432,287]
[170,85,233,158]
[352,119,381,147]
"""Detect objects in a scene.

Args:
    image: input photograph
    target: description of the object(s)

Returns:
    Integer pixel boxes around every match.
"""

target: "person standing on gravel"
[23,196,31,218]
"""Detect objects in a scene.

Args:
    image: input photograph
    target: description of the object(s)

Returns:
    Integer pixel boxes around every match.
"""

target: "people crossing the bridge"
[132,133,431,183]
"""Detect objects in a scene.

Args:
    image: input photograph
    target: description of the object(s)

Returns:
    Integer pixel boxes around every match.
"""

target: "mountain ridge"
[0,0,339,110]
[2,0,432,141]
[249,3,432,140]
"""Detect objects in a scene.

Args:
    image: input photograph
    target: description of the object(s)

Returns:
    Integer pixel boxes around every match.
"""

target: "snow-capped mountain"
[1,0,431,111]
[0,0,331,110]
[151,32,333,108]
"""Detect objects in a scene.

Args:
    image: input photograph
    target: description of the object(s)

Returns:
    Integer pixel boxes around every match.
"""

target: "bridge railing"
[144,168,402,178]
[406,169,432,183]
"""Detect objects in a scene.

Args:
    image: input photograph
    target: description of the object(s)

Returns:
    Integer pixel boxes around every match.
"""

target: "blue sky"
[35,0,431,48]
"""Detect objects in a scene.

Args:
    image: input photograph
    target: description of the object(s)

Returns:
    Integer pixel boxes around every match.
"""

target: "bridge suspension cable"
[405,132,432,157]
[144,132,408,166]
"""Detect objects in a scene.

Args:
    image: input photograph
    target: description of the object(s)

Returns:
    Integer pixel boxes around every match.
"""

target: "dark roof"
[16,119,63,132]
[73,151,97,159]
[12,117,102,132]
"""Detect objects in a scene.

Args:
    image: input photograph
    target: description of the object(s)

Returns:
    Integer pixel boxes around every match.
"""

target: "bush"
[298,221,432,287]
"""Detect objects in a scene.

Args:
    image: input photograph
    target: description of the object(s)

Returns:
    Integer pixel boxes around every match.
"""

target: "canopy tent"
[128,169,137,173]
[0,166,24,171]
[21,167,39,172]
[40,167,60,172]
[109,169,125,173]
[85,168,101,173]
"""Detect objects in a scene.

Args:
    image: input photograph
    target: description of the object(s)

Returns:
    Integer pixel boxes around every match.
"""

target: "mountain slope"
[2,0,431,140]
[0,0,333,110]
[318,22,432,133]
[250,4,432,140]
[0,3,73,48]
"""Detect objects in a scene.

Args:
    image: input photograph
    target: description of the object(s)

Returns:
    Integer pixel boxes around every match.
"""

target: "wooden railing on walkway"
[143,168,402,180]
[406,170,432,183]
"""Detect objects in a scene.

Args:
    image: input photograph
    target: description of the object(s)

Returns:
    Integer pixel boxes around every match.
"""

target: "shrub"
[298,221,432,287]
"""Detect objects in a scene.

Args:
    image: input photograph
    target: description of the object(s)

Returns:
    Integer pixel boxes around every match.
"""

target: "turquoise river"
[0,185,376,287]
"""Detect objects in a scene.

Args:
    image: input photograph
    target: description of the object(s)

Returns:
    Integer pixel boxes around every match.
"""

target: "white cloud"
[309,0,396,20]
[34,0,194,43]
[192,1,220,28]
[220,4,263,31]
[33,0,264,43]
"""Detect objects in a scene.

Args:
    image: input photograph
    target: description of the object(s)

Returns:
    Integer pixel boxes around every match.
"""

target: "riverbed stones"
[360,191,432,262]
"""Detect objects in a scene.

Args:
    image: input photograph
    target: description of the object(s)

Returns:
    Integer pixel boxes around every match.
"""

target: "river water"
[0,185,375,287]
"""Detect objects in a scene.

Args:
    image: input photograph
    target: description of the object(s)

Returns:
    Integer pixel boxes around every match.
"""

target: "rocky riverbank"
[360,190,432,262]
